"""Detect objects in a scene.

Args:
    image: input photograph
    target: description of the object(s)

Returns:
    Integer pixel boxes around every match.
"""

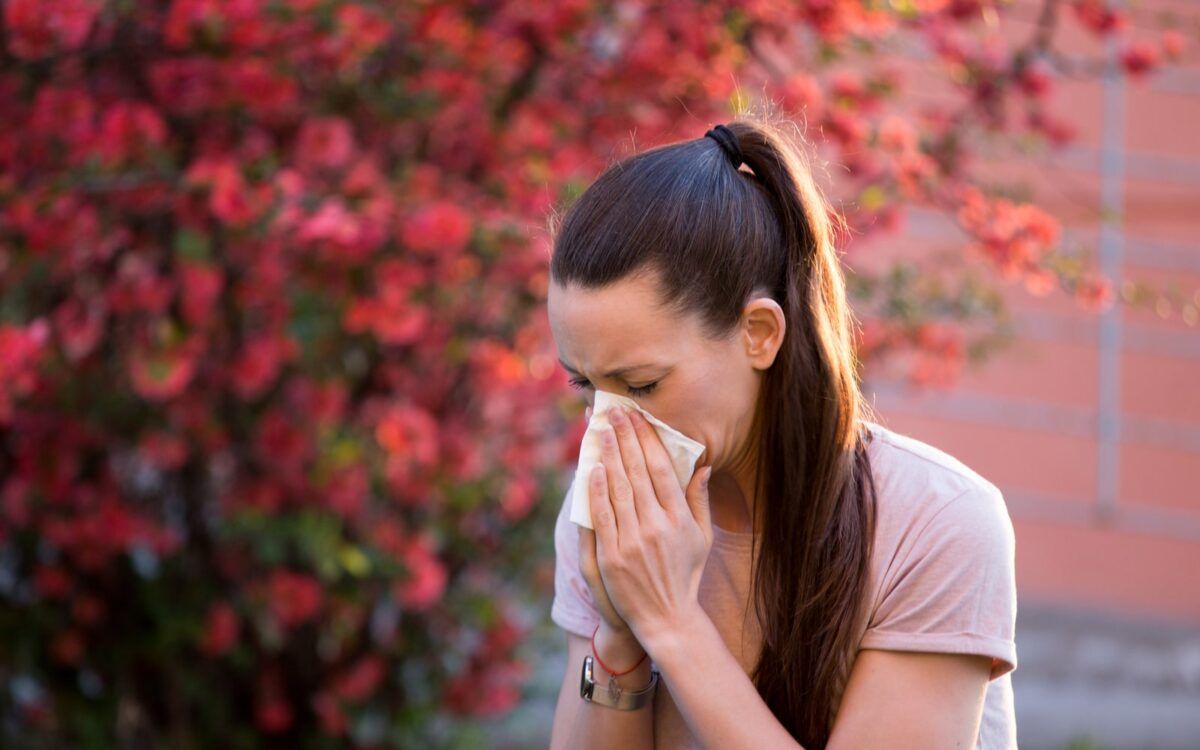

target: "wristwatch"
[580,654,659,710]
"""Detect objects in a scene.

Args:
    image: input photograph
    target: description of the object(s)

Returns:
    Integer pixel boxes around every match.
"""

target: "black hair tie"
[704,123,744,169]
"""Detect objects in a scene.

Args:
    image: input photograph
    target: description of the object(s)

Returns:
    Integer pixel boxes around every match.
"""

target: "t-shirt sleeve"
[550,479,602,638]
[859,484,1018,681]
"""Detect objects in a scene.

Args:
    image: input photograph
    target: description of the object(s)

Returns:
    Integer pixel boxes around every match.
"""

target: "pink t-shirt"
[551,419,1018,749]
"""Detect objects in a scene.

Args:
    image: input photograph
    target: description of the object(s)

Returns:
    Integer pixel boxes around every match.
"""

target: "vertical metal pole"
[1096,36,1125,524]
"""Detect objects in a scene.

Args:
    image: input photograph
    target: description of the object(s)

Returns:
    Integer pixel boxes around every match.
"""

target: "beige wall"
[854,0,1200,624]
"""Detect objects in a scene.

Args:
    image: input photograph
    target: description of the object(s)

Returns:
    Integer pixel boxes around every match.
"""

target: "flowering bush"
[0,0,1186,747]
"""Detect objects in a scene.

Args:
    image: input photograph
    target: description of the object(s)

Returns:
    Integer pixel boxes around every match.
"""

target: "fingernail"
[610,407,627,425]
[702,467,712,488]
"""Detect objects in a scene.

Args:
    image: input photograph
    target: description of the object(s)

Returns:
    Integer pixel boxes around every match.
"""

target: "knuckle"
[643,521,668,544]
[647,459,673,484]
[609,552,632,574]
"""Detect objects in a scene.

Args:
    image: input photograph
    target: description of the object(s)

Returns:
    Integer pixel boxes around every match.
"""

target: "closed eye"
[568,378,659,397]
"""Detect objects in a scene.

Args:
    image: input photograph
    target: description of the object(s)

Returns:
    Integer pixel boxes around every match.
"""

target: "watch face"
[580,654,594,700]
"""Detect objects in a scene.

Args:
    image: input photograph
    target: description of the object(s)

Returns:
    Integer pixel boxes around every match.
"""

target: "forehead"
[547,271,689,367]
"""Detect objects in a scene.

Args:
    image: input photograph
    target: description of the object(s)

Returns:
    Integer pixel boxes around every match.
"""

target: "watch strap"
[580,654,658,710]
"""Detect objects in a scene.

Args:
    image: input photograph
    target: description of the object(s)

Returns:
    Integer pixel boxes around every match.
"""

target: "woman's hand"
[577,405,638,641]
[581,404,714,651]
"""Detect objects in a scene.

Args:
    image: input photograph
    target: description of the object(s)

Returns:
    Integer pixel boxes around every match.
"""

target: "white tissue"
[569,389,706,529]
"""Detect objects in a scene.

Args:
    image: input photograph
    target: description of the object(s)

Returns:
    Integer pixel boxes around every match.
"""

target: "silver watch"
[580,654,659,710]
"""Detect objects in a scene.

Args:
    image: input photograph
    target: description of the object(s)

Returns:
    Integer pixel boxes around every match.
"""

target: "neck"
[709,423,762,535]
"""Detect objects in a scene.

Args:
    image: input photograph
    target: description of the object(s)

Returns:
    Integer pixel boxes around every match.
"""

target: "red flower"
[253,409,313,477]
[256,699,291,733]
[1017,58,1053,98]
[394,533,446,611]
[374,403,439,465]
[265,570,323,628]
[51,629,85,666]
[333,655,385,703]
[1071,0,1128,37]
[93,102,167,168]
[33,565,72,600]
[295,117,356,171]
[0,320,49,424]
[500,473,536,521]
[1120,41,1159,79]
[323,465,368,519]
[399,201,471,257]
[52,297,106,363]
[311,690,347,735]
[178,261,224,327]
[1075,272,1114,312]
[30,86,96,165]
[128,335,202,403]
[71,594,106,627]
[200,601,240,657]
[442,660,527,717]
[230,335,297,401]
[1161,31,1186,61]
[4,0,101,60]
[186,158,268,228]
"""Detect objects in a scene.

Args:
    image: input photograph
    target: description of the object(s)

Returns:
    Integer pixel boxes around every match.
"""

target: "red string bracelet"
[590,622,648,677]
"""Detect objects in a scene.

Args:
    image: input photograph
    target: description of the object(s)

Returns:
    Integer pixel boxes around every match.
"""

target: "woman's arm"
[550,625,655,750]
[647,613,994,750]
[645,611,803,749]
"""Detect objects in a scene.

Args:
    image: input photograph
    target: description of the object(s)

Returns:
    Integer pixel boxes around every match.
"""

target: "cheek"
[645,378,720,453]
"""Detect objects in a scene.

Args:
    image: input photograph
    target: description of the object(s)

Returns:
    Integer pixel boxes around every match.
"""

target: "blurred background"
[0,1,1196,749]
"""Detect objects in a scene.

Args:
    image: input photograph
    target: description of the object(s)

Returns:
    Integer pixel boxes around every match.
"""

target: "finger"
[587,462,620,553]
[585,405,592,422]
[685,465,714,548]
[626,409,687,517]
[578,525,602,589]
[579,524,595,565]
[578,525,597,577]
[608,407,663,524]
[598,421,640,535]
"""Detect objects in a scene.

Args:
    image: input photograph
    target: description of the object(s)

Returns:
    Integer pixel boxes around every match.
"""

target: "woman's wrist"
[593,623,652,687]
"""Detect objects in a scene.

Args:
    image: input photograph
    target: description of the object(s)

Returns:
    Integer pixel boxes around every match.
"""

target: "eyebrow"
[557,358,664,379]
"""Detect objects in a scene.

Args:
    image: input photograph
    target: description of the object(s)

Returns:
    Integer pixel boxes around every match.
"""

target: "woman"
[545,117,1017,749]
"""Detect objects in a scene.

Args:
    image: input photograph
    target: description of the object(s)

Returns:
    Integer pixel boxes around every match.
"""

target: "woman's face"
[546,267,785,476]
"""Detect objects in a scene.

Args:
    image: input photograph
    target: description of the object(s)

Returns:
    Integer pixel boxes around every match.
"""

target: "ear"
[741,295,786,370]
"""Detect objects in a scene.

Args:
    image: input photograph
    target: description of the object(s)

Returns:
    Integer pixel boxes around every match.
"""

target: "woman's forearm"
[644,612,804,750]
[565,625,655,750]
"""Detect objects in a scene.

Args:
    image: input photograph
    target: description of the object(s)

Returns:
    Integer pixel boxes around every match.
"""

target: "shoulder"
[861,420,1012,550]
[855,422,1019,684]
[863,420,1000,498]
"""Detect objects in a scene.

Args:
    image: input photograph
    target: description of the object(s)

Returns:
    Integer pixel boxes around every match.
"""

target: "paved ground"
[1011,599,1200,750]
[482,598,1200,749]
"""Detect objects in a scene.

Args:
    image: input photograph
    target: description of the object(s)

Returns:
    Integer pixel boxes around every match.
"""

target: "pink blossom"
[399,201,472,257]
[4,0,101,60]
[394,534,446,611]
[295,117,356,171]
[264,570,323,628]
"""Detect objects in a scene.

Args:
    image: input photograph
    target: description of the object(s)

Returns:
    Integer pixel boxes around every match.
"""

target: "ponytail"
[550,111,879,748]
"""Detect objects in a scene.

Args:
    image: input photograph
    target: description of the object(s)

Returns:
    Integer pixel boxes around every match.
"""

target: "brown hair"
[548,112,879,748]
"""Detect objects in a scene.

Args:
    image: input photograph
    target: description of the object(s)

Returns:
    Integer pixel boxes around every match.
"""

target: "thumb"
[685,466,714,545]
